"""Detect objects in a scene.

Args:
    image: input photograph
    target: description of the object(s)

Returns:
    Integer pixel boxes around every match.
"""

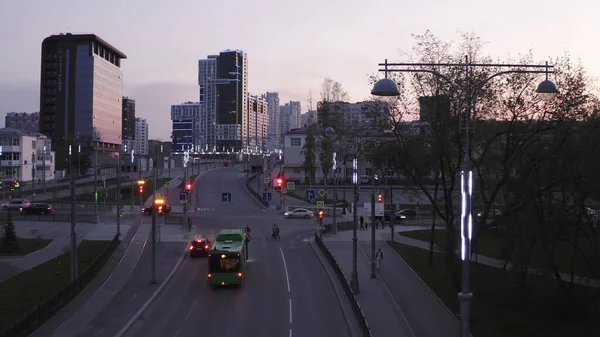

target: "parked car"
[284,208,315,219]
[2,199,30,211]
[20,203,53,215]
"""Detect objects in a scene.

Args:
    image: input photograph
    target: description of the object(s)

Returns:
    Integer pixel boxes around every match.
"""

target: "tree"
[302,124,318,187]
[0,213,19,254]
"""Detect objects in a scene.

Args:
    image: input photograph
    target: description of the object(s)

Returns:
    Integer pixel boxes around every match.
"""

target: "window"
[290,138,301,147]
[366,168,373,176]
[293,168,301,174]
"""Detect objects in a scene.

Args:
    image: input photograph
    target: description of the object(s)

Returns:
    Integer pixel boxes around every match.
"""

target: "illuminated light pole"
[350,150,360,293]
[324,127,338,234]
[371,57,558,337]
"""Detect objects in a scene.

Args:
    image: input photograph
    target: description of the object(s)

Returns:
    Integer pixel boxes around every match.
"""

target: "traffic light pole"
[69,146,78,282]
[116,152,121,237]
[370,175,376,279]
[183,162,188,231]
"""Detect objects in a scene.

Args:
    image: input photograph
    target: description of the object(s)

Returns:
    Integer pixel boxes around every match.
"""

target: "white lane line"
[184,299,197,322]
[280,247,291,292]
[289,298,293,323]
[174,328,181,337]
[289,328,292,337]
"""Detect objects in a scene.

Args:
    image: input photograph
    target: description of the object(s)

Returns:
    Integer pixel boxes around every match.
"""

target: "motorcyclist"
[244,225,252,240]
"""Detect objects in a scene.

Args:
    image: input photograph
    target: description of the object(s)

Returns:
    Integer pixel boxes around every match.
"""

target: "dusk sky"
[1,0,597,140]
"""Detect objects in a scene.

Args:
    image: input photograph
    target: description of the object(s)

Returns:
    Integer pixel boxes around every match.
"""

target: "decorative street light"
[371,56,558,337]
[324,127,338,234]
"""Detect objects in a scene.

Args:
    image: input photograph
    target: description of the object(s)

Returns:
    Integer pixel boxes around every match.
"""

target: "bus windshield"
[209,254,241,273]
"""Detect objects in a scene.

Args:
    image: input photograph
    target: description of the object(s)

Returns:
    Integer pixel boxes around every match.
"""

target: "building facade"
[265,92,280,152]
[38,33,126,173]
[300,110,317,127]
[171,102,199,153]
[0,128,55,184]
[247,95,269,154]
[5,112,40,133]
[280,101,302,136]
[122,97,136,142]
[134,117,148,155]
[198,50,248,152]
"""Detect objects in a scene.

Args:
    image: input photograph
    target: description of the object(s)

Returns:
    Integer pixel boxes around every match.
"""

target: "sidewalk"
[322,228,459,337]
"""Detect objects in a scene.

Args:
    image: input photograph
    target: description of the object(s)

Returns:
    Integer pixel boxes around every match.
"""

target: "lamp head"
[371,78,400,97]
[536,79,559,102]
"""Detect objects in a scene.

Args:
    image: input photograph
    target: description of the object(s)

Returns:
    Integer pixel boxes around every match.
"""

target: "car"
[189,237,212,258]
[284,208,315,219]
[141,204,172,215]
[394,209,417,220]
[2,199,30,211]
[20,203,53,215]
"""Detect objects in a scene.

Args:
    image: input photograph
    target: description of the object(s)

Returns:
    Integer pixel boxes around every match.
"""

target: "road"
[125,166,350,337]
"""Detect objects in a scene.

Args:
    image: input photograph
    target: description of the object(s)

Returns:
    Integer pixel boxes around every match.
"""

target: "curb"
[114,226,196,337]
[308,239,360,337]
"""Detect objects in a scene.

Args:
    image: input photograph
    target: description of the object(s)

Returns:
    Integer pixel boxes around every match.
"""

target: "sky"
[0,0,598,140]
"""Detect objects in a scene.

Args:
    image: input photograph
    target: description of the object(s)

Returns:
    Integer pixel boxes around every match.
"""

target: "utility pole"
[138,157,143,208]
[94,151,98,223]
[69,144,78,281]
[183,150,189,230]
[42,146,46,193]
[116,151,121,237]
[370,173,376,279]
[31,152,35,203]
[332,152,338,234]
[151,143,157,284]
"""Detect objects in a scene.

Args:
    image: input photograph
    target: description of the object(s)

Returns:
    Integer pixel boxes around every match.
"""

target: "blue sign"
[222,192,232,202]
[306,190,315,200]
[263,192,272,202]
[179,191,188,202]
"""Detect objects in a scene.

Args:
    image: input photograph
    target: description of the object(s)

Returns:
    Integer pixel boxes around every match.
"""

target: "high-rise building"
[198,50,248,152]
[171,102,200,153]
[265,92,280,151]
[134,117,148,155]
[122,97,136,142]
[5,112,39,133]
[248,95,269,154]
[38,33,126,173]
[280,101,302,135]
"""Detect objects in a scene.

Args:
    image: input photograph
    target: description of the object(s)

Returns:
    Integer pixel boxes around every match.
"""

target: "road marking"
[289,298,292,323]
[184,299,197,322]
[289,329,292,337]
[279,248,291,292]
[174,328,181,337]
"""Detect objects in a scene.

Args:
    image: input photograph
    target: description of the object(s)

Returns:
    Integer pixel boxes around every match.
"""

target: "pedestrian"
[359,216,364,230]
[380,218,385,229]
[376,248,383,270]
[375,219,379,229]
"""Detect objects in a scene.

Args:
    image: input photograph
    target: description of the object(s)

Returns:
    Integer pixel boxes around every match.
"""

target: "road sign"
[306,190,315,200]
[316,201,325,208]
[222,192,232,202]
[263,192,272,202]
[264,177,269,184]
[281,188,288,194]
[318,189,326,197]
[180,191,188,203]
[286,182,295,190]
[156,192,164,199]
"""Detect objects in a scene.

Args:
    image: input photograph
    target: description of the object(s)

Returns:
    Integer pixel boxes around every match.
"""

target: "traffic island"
[0,238,119,335]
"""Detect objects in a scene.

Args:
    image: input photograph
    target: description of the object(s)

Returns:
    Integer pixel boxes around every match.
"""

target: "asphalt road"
[125,166,350,337]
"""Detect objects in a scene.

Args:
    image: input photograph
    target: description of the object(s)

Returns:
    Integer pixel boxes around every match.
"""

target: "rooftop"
[43,33,127,59]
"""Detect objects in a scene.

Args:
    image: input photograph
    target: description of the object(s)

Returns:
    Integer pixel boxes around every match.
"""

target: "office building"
[248,95,268,153]
[38,33,126,173]
[0,128,55,184]
[134,117,148,155]
[5,112,40,133]
[300,110,317,127]
[122,97,136,141]
[199,49,248,152]
[280,101,302,134]
[265,92,280,151]
[171,102,199,153]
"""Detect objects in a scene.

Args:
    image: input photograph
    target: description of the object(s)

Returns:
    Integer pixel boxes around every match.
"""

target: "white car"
[1,199,30,211]
[284,208,315,219]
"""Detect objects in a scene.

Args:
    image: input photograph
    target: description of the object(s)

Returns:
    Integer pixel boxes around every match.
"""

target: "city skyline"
[1,0,598,141]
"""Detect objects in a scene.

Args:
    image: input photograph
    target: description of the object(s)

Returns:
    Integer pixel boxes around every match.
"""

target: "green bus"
[208,229,248,286]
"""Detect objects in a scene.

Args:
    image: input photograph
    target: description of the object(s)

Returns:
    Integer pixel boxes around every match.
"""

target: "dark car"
[189,238,212,258]
[141,204,171,215]
[394,209,418,220]
[20,203,53,215]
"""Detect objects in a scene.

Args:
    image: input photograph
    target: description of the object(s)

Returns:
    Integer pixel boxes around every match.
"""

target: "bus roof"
[212,229,245,253]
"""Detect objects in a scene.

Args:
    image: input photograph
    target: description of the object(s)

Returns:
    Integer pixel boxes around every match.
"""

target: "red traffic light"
[318,210,324,218]
[377,194,383,203]
[139,186,144,194]
[276,178,283,186]
[186,183,192,191]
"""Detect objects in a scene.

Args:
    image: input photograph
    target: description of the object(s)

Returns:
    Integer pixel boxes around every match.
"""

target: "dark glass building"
[39,33,126,173]
[122,97,136,142]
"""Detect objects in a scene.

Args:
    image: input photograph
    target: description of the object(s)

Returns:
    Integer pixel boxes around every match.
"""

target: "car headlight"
[284,213,289,216]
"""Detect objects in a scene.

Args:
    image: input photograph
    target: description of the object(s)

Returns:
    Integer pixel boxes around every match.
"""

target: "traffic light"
[377,193,383,203]
[139,185,144,194]
[13,179,20,188]
[275,176,284,190]
[319,210,324,219]
[186,183,192,191]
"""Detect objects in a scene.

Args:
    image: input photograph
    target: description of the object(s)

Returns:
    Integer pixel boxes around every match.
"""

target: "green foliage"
[0,213,19,254]
[301,125,317,184]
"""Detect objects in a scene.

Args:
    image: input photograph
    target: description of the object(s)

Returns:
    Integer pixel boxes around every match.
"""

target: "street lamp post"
[116,150,121,237]
[31,152,35,203]
[324,127,338,234]
[69,144,78,281]
[371,57,558,337]
[42,146,46,193]
[350,137,360,294]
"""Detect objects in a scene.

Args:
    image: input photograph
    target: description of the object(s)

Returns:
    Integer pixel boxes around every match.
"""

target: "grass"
[50,177,171,203]
[399,229,600,276]
[387,241,600,337]
[0,239,118,331]
[0,238,52,257]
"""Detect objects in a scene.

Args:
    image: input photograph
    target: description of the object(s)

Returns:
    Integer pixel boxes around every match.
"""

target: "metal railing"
[11,213,100,223]
[0,235,120,337]
[314,233,372,337]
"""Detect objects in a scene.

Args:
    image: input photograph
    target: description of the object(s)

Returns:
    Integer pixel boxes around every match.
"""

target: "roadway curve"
[125,166,350,337]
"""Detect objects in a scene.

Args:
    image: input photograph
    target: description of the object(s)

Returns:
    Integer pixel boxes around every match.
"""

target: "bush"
[0,213,19,253]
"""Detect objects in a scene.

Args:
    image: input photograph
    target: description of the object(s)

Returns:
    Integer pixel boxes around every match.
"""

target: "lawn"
[0,239,118,331]
[399,229,600,276]
[388,241,600,337]
[51,177,172,203]
[0,238,52,257]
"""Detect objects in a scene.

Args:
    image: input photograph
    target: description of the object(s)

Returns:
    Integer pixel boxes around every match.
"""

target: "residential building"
[148,139,173,170]
[316,101,389,129]
[5,112,40,133]
[0,128,55,185]
[122,97,136,142]
[300,110,317,127]
[198,49,248,152]
[38,33,126,173]
[248,95,269,153]
[280,101,302,136]
[265,92,281,151]
[134,117,148,155]
[171,102,199,154]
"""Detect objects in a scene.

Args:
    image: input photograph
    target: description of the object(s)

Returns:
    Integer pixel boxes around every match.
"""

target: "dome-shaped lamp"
[536,79,559,102]
[371,78,400,97]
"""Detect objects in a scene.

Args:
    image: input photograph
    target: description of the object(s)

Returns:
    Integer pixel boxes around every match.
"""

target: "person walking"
[359,216,365,230]
[376,248,384,270]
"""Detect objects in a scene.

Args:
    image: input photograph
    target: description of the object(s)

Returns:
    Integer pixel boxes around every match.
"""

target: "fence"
[0,234,120,337]
[314,233,372,337]
[12,213,99,223]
